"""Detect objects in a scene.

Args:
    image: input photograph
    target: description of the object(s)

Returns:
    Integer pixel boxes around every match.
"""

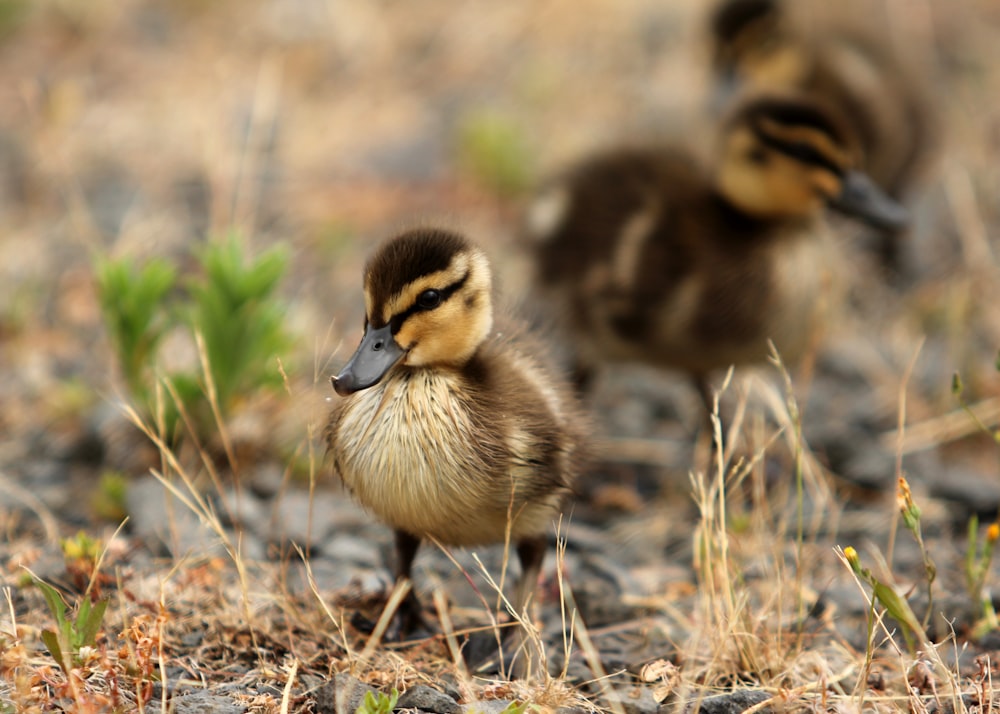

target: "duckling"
[326,227,588,670]
[526,93,908,414]
[708,0,935,274]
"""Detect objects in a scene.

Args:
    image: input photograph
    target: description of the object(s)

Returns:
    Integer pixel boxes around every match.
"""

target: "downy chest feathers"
[330,367,567,546]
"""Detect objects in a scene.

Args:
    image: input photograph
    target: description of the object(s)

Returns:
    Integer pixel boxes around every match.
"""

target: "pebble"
[396,684,461,714]
[684,689,773,714]
[460,700,519,714]
[125,474,265,561]
[147,690,248,714]
[604,685,661,714]
[311,672,378,714]
[927,465,1000,519]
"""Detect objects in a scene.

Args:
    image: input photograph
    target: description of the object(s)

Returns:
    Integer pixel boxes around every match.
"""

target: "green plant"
[91,470,128,521]
[0,0,30,41]
[965,517,1000,636]
[32,576,109,676]
[355,688,398,714]
[186,234,291,418]
[95,255,177,403]
[456,110,533,197]
[952,362,1000,445]
[60,530,108,595]
[95,234,293,447]
[896,477,937,629]
[841,546,927,655]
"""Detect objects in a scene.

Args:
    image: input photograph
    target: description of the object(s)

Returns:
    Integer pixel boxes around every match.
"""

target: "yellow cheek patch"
[810,168,842,200]
[396,298,485,366]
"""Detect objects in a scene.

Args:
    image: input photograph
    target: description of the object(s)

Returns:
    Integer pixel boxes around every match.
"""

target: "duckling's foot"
[348,590,434,642]
[464,622,543,680]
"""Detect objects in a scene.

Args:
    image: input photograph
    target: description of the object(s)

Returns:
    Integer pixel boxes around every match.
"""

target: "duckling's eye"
[783,141,835,171]
[416,289,442,310]
[748,146,769,164]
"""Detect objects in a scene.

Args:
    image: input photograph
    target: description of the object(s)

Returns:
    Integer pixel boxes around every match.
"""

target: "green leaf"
[76,597,109,650]
[872,580,925,649]
[33,577,68,629]
[41,629,68,674]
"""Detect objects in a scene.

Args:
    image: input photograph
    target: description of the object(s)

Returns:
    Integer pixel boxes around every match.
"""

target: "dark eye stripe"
[754,127,844,176]
[388,271,469,334]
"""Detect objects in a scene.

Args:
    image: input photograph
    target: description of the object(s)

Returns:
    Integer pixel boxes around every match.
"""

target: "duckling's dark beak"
[331,324,405,396]
[829,170,910,231]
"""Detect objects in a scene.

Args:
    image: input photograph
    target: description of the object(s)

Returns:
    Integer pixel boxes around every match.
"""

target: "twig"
[880,396,1000,454]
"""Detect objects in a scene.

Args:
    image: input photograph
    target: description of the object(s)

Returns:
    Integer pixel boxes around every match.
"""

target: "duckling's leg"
[506,535,547,679]
[392,529,428,636]
[571,363,595,395]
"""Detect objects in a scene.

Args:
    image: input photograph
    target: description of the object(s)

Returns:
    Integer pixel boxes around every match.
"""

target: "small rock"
[685,689,772,714]
[126,475,266,560]
[217,487,266,529]
[147,691,247,714]
[461,700,518,714]
[312,672,378,714]
[605,686,660,714]
[839,446,896,492]
[267,489,345,546]
[927,466,1000,519]
[321,533,381,566]
[245,461,285,498]
[397,685,460,714]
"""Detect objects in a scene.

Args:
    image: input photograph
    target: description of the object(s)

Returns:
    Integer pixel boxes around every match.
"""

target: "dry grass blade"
[122,399,265,668]
[193,330,241,481]
[432,587,471,692]
[0,470,61,543]
[280,657,299,714]
[294,543,351,657]
[881,396,1000,454]
[558,576,627,714]
[887,338,925,565]
[354,579,412,674]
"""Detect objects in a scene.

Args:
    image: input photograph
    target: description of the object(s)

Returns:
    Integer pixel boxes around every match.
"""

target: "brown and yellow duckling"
[708,0,935,274]
[326,228,588,671]
[526,93,908,414]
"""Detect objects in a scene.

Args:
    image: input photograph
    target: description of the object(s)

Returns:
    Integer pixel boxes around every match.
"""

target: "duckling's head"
[332,228,494,396]
[709,0,805,101]
[716,95,908,229]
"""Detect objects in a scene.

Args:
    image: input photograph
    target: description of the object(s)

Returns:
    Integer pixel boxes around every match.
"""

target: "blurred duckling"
[326,227,588,673]
[708,0,935,274]
[526,93,908,413]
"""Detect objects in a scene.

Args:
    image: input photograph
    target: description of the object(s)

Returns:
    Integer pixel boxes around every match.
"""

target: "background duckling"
[525,93,908,415]
[326,227,589,671]
[708,0,936,276]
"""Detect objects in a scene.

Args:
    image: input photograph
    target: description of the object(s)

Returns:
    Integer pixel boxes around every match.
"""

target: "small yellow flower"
[843,546,862,574]
[897,477,921,531]
[988,523,1000,543]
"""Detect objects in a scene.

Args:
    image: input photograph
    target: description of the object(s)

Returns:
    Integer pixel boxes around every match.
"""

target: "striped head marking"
[332,228,495,395]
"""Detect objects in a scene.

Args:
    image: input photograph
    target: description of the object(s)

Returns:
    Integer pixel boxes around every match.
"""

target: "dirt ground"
[3,1,1000,712]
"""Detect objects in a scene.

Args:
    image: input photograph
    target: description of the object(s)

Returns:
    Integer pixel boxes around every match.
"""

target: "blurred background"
[2,0,1000,533]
